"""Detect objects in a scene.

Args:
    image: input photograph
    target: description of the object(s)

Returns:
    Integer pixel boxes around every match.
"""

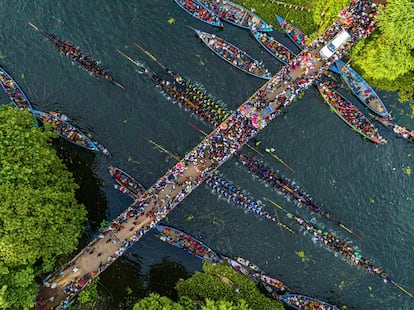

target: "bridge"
[35,1,381,308]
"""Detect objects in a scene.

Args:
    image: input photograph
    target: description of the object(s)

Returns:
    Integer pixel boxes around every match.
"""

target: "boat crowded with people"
[251,30,295,64]
[192,28,272,79]
[373,115,414,144]
[33,110,100,152]
[280,293,340,310]
[336,60,389,118]
[0,65,34,113]
[174,0,223,27]
[317,80,387,144]
[275,15,306,50]
[197,0,273,31]
[108,166,147,200]
[28,22,126,90]
[155,224,222,263]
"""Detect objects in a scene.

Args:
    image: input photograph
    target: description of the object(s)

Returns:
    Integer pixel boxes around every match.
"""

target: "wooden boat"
[175,0,223,27]
[28,22,126,90]
[32,110,100,152]
[0,65,34,113]
[192,28,272,79]
[155,224,222,263]
[317,80,387,144]
[108,166,146,200]
[251,30,294,64]
[221,255,260,280]
[336,60,389,118]
[235,256,264,274]
[280,294,340,310]
[373,115,414,144]
[275,15,306,50]
[197,0,272,32]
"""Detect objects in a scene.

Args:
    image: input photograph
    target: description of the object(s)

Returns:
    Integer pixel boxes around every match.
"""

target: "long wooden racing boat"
[373,115,414,144]
[155,224,222,263]
[275,15,306,50]
[0,65,34,113]
[251,30,295,64]
[175,0,223,27]
[28,22,126,90]
[280,294,340,310]
[108,166,146,200]
[336,60,389,118]
[33,110,100,152]
[192,28,272,79]
[317,80,387,144]
[197,0,272,32]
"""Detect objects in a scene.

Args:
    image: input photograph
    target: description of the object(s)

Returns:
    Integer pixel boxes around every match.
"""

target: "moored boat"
[28,22,126,90]
[236,256,264,274]
[33,109,100,152]
[336,60,389,118]
[275,15,306,50]
[0,65,34,113]
[175,0,223,27]
[108,166,146,200]
[373,115,414,144]
[280,293,340,310]
[155,224,222,263]
[317,80,387,144]
[251,30,295,64]
[197,0,272,31]
[192,28,272,79]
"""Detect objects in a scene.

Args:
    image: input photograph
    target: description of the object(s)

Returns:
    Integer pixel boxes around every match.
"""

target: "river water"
[1,1,413,309]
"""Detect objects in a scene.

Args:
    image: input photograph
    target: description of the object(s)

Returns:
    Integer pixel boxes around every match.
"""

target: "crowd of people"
[293,215,393,284]
[317,80,387,144]
[44,31,116,83]
[109,165,146,200]
[199,0,272,31]
[178,0,222,27]
[38,1,385,306]
[253,30,294,64]
[281,294,339,310]
[199,30,272,79]
[157,225,222,263]
[0,68,33,112]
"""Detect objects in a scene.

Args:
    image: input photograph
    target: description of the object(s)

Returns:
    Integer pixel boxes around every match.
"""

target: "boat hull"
[33,110,99,151]
[251,30,294,65]
[174,0,223,27]
[280,294,340,310]
[336,60,389,118]
[193,28,271,79]
[275,15,306,50]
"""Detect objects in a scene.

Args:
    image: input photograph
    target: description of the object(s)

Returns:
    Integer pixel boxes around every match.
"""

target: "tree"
[201,298,250,310]
[311,0,350,38]
[0,106,87,309]
[132,293,191,310]
[350,0,414,101]
[176,262,284,310]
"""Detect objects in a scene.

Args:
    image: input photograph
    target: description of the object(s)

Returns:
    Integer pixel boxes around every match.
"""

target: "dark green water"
[1,1,413,309]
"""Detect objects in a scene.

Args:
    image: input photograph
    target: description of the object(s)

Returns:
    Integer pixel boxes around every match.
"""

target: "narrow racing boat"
[174,0,223,27]
[28,22,126,90]
[275,15,306,49]
[197,0,272,31]
[0,65,34,113]
[192,28,272,79]
[251,30,295,64]
[155,224,222,263]
[280,294,340,310]
[336,60,389,118]
[317,80,387,144]
[33,110,99,152]
[108,166,146,200]
[373,115,414,144]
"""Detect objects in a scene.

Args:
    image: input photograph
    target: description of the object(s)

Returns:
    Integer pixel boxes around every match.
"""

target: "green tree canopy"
[176,262,284,310]
[0,106,87,309]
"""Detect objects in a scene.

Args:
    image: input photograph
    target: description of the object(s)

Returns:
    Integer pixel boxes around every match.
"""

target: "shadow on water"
[147,257,190,301]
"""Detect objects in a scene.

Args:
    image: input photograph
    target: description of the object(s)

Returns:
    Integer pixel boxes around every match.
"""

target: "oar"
[391,280,413,298]
[112,80,127,91]
[134,42,168,72]
[116,49,145,68]
[262,147,295,173]
[139,134,181,162]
